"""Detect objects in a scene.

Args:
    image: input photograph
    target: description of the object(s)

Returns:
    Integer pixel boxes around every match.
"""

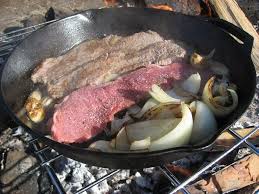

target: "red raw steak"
[51,63,210,143]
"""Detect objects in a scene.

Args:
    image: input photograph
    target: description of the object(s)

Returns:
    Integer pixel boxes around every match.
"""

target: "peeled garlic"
[202,77,238,117]
[190,49,229,76]
[25,97,45,123]
[189,101,217,145]
[190,49,215,69]
[24,89,54,123]
[29,90,42,101]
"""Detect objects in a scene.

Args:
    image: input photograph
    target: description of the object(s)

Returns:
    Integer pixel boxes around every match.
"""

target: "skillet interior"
[0,8,256,169]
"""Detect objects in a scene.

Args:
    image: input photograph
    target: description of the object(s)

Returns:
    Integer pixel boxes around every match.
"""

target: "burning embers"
[147,4,173,11]
[103,0,212,16]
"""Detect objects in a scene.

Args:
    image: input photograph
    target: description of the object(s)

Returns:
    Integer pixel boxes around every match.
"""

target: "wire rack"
[0,20,258,194]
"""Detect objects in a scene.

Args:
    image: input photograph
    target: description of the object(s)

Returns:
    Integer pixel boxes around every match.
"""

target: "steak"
[51,63,211,143]
[32,31,192,99]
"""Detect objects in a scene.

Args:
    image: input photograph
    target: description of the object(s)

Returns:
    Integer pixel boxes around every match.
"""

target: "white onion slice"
[149,104,193,151]
[149,84,181,103]
[130,137,151,150]
[89,140,114,152]
[142,103,181,120]
[126,118,181,142]
[127,105,141,115]
[181,73,201,94]
[115,127,130,151]
[133,98,159,118]
[202,77,238,117]
[111,113,133,135]
[189,101,217,145]
[110,138,116,149]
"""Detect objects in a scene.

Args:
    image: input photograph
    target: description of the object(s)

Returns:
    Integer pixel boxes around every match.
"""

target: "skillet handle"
[206,18,253,54]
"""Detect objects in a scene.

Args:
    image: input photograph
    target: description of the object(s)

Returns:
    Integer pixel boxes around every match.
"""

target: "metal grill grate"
[0,21,258,194]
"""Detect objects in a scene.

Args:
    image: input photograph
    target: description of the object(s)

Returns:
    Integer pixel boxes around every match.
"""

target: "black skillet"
[0,8,256,169]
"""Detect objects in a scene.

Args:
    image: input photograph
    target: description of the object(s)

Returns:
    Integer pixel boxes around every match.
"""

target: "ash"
[233,74,259,128]
[52,155,161,194]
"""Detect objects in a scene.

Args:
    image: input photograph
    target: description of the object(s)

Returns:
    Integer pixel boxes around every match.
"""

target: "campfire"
[147,4,174,11]
[0,0,258,194]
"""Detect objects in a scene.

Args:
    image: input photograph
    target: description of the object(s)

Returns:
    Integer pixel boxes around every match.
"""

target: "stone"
[0,0,106,32]
[0,134,39,194]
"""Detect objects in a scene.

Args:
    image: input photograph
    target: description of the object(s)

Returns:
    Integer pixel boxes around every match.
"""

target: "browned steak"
[32,31,192,99]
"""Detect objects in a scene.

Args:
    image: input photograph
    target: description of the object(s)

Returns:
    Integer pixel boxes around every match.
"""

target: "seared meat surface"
[32,31,191,99]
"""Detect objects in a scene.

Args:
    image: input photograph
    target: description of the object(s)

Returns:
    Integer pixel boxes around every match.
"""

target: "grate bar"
[27,137,40,144]
[0,52,10,57]
[0,19,57,38]
[2,30,37,41]
[34,146,51,154]
[159,166,190,194]
[228,128,259,155]
[40,154,63,166]
[31,141,65,194]
[0,44,16,52]
[74,169,121,194]
[169,126,259,194]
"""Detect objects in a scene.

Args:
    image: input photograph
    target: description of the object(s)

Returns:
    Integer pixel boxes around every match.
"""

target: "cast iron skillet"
[0,8,256,169]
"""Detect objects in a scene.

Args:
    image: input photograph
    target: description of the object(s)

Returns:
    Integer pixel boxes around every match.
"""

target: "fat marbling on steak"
[51,63,212,143]
[31,31,192,99]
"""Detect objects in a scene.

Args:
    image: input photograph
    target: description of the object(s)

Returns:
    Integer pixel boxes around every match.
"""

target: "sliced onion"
[142,103,181,120]
[126,118,181,142]
[213,96,229,106]
[89,140,114,152]
[165,73,201,103]
[166,89,193,103]
[110,138,116,148]
[202,77,238,117]
[111,113,133,135]
[181,73,201,94]
[130,137,151,151]
[149,104,193,151]
[149,84,181,103]
[189,101,217,145]
[133,98,159,119]
[127,105,141,115]
[115,127,131,151]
